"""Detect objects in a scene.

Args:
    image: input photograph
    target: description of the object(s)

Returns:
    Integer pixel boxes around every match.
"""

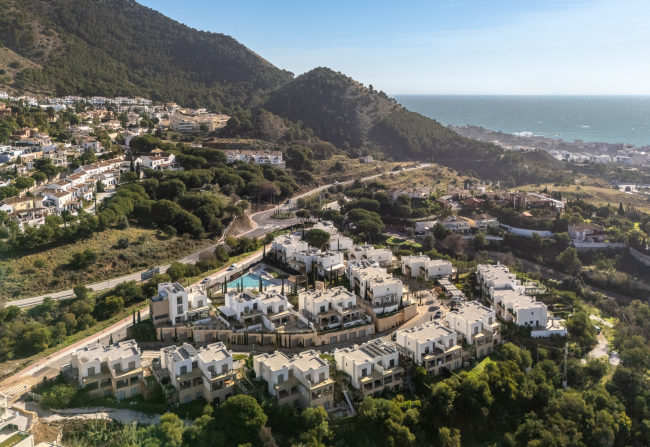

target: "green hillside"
[0,0,293,108]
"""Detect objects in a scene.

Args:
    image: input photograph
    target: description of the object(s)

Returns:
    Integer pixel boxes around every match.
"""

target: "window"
[222,364,228,374]
[114,363,122,372]
[278,374,285,383]
[180,366,187,374]
[177,305,183,315]
[131,387,138,396]
[184,395,191,404]
[87,366,96,376]
[177,296,182,305]
[389,359,395,368]
[196,391,202,399]
[361,368,367,377]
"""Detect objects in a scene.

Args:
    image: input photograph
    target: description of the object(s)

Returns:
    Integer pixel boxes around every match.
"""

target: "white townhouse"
[403,255,453,280]
[253,351,334,409]
[159,342,236,405]
[420,259,453,281]
[220,290,291,331]
[81,139,102,153]
[289,247,323,274]
[329,233,353,251]
[149,282,212,327]
[490,288,548,328]
[395,322,462,376]
[139,151,182,171]
[334,339,403,395]
[476,264,523,303]
[311,220,338,235]
[347,244,393,266]
[43,190,80,213]
[298,287,365,330]
[313,250,345,279]
[70,340,143,400]
[414,220,438,234]
[446,301,500,358]
[592,154,611,164]
[271,234,308,263]
[357,269,403,314]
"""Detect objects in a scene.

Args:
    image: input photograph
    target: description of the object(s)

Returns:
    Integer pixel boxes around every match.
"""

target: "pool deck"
[226,265,283,290]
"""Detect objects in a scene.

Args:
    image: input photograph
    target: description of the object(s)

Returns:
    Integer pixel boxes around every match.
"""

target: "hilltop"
[0,0,293,107]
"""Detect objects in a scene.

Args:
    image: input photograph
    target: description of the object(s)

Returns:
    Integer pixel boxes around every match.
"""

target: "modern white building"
[395,322,462,376]
[347,244,393,266]
[490,289,548,328]
[158,342,236,404]
[289,247,322,274]
[401,254,430,278]
[271,234,308,263]
[220,290,291,331]
[334,339,403,395]
[70,340,143,400]
[298,286,365,330]
[313,250,345,279]
[329,233,353,251]
[476,264,523,304]
[436,216,471,234]
[446,301,500,358]
[223,150,283,166]
[470,214,499,231]
[149,282,211,327]
[253,351,334,409]
[401,255,452,280]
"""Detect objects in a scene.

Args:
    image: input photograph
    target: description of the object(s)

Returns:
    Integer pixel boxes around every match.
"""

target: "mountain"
[262,67,502,159]
[0,0,293,108]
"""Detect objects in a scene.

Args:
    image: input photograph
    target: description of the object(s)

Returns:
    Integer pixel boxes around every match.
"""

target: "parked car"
[201,277,211,284]
[333,181,338,185]
[229,263,238,270]
[594,325,601,335]
[434,310,443,319]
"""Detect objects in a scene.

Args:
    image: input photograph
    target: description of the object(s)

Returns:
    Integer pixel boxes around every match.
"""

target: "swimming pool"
[227,272,274,290]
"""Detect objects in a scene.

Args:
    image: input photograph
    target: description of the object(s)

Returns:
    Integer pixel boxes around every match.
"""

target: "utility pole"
[562,342,568,389]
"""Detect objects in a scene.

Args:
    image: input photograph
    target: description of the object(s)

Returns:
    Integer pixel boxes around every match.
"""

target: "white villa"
[254,351,334,409]
[220,290,291,331]
[334,339,403,395]
[395,322,462,376]
[446,301,500,358]
[347,244,393,266]
[298,287,365,331]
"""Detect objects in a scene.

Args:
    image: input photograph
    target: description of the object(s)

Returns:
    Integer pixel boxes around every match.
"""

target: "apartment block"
[476,264,522,304]
[313,250,345,278]
[289,247,322,274]
[220,290,291,330]
[334,339,403,396]
[395,322,462,376]
[347,244,393,266]
[446,301,500,358]
[491,289,548,328]
[158,342,235,404]
[70,340,143,400]
[400,254,430,278]
[253,350,334,409]
[149,282,211,327]
[271,234,308,263]
[298,286,365,331]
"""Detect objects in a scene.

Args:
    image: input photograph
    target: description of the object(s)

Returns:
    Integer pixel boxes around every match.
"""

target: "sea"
[394,95,650,147]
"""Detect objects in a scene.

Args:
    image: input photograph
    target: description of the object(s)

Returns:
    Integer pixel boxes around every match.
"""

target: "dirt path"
[583,333,620,366]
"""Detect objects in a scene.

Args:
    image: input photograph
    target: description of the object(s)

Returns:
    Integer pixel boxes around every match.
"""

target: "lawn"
[233,354,248,361]
[0,433,29,447]
[273,212,295,219]
[465,355,498,379]
[0,228,214,301]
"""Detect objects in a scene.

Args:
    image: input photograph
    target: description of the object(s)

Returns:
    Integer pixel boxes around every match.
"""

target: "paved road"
[10,163,432,308]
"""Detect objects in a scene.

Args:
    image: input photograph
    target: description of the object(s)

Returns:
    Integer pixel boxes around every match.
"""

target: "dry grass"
[0,47,47,96]
[0,228,213,301]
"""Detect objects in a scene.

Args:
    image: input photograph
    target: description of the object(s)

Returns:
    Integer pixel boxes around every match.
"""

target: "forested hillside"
[0,0,293,107]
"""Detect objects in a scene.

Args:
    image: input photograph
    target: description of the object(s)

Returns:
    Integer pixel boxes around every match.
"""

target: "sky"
[138,0,650,96]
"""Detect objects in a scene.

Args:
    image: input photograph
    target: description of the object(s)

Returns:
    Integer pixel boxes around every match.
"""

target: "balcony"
[116,380,129,390]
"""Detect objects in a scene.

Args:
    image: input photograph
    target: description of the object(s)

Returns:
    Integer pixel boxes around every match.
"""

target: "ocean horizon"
[394,95,650,147]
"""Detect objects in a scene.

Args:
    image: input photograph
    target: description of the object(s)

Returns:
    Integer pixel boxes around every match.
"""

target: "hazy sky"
[139,0,650,96]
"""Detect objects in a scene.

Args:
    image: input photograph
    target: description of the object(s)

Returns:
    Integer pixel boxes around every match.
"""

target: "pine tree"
[618,202,625,216]
[109,334,113,345]
[130,158,135,172]
[174,328,178,342]
[132,310,136,325]
[137,310,141,324]
[281,278,284,295]
[259,276,263,293]
[136,163,141,176]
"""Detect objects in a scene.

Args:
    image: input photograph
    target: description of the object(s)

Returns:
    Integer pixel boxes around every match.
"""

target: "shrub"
[117,237,131,249]
[33,258,46,269]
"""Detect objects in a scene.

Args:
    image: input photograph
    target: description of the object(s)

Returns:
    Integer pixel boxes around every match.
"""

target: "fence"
[499,224,554,238]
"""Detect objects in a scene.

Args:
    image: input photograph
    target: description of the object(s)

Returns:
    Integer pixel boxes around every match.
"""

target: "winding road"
[10,164,431,308]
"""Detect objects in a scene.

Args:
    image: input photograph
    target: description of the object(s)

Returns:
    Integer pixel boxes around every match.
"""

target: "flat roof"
[450,301,494,322]
[197,342,232,364]
[399,321,454,343]
[337,339,396,364]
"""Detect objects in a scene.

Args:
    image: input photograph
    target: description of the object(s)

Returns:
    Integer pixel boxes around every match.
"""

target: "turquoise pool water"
[227,272,274,289]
